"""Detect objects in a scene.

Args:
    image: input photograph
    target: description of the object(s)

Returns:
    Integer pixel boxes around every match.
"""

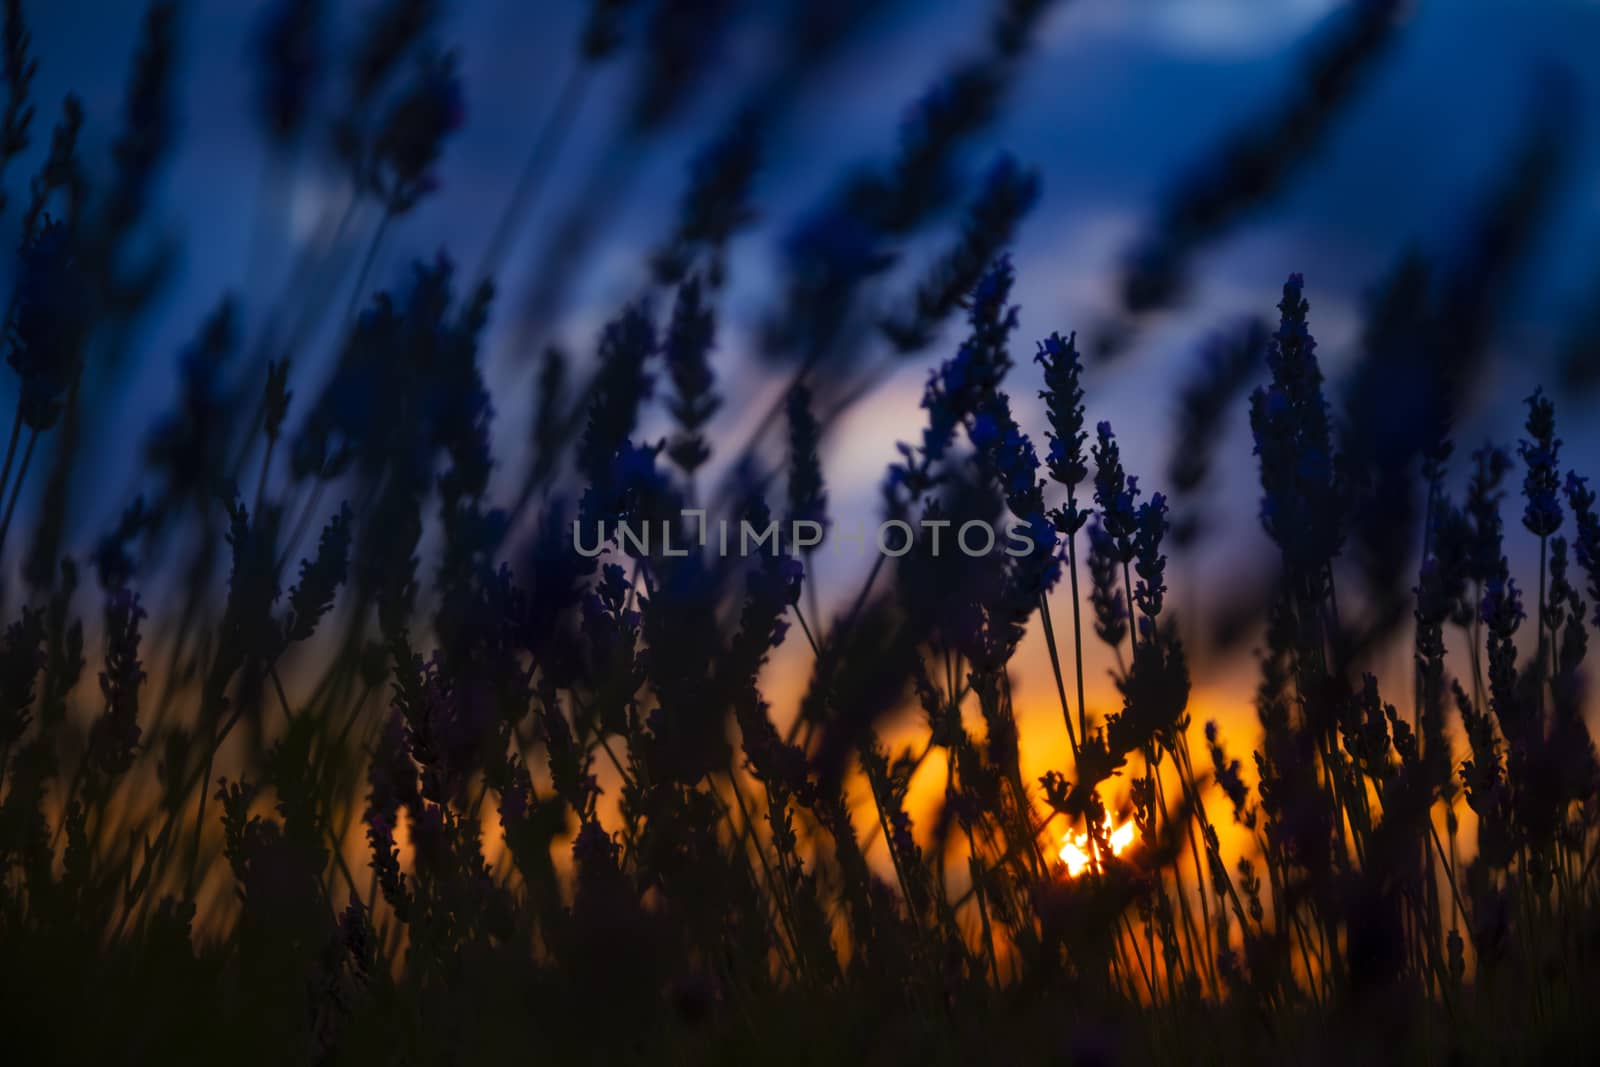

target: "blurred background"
[6,0,1600,788]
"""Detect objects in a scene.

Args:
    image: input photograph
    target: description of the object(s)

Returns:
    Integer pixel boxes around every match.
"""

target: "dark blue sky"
[9,0,1600,637]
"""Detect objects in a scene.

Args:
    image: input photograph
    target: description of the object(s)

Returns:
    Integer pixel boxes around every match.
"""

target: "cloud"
[1057,0,1342,58]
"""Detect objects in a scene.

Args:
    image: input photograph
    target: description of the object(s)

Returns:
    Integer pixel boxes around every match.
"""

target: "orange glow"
[1058,812,1136,877]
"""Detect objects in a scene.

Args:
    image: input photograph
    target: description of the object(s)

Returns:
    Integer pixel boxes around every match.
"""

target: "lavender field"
[2,1,1600,1063]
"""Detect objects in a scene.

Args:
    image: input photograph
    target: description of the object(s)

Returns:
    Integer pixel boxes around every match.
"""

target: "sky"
[7,0,1600,769]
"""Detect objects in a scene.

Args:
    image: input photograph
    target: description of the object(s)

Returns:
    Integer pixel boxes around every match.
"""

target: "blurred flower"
[7,218,87,433]
[284,504,353,644]
[1168,319,1267,545]
[786,382,827,533]
[1566,473,1600,628]
[881,153,1039,352]
[583,0,640,61]
[629,0,735,132]
[0,605,45,751]
[93,498,150,592]
[888,258,1017,505]
[578,302,658,487]
[145,300,237,510]
[348,0,440,108]
[654,110,760,285]
[1518,388,1562,539]
[255,0,323,146]
[1248,274,1343,580]
[107,1,177,230]
[91,588,146,779]
[1112,0,1402,323]
[1465,444,1513,584]
[366,50,464,214]
[662,277,719,477]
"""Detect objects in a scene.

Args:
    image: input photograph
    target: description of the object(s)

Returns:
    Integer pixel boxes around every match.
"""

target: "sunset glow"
[1058,813,1138,877]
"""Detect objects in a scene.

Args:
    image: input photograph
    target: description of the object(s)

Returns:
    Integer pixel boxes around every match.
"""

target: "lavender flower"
[1465,444,1513,584]
[348,0,439,108]
[0,606,44,751]
[7,218,86,433]
[583,0,640,61]
[628,0,736,132]
[1132,492,1169,619]
[255,0,323,146]
[1566,472,1600,627]
[145,300,237,509]
[1169,319,1267,544]
[662,277,719,477]
[106,1,177,231]
[1092,421,1139,562]
[887,258,1018,504]
[366,50,464,214]
[654,110,760,285]
[1087,517,1127,649]
[970,391,1045,522]
[1481,570,1525,732]
[1518,388,1562,538]
[92,498,149,592]
[881,153,1039,351]
[1113,1,1401,322]
[578,302,657,487]
[92,589,146,778]
[1205,721,1250,824]
[1,0,36,171]
[1248,273,1343,579]
[786,382,828,532]
[284,504,353,644]
[1035,330,1090,532]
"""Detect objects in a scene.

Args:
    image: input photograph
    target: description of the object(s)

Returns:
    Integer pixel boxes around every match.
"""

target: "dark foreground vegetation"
[1,1,1598,1064]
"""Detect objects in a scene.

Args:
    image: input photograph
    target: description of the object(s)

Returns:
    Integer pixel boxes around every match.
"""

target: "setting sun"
[1058,813,1138,877]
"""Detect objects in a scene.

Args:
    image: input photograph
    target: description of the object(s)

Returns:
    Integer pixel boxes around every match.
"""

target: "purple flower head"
[1481,573,1524,637]
[889,260,1020,505]
[971,393,1045,521]
[1132,491,1170,618]
[969,254,1015,333]
[1036,330,1089,498]
[968,411,999,450]
[1247,274,1343,577]
[1092,422,1139,561]
[1518,388,1563,538]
